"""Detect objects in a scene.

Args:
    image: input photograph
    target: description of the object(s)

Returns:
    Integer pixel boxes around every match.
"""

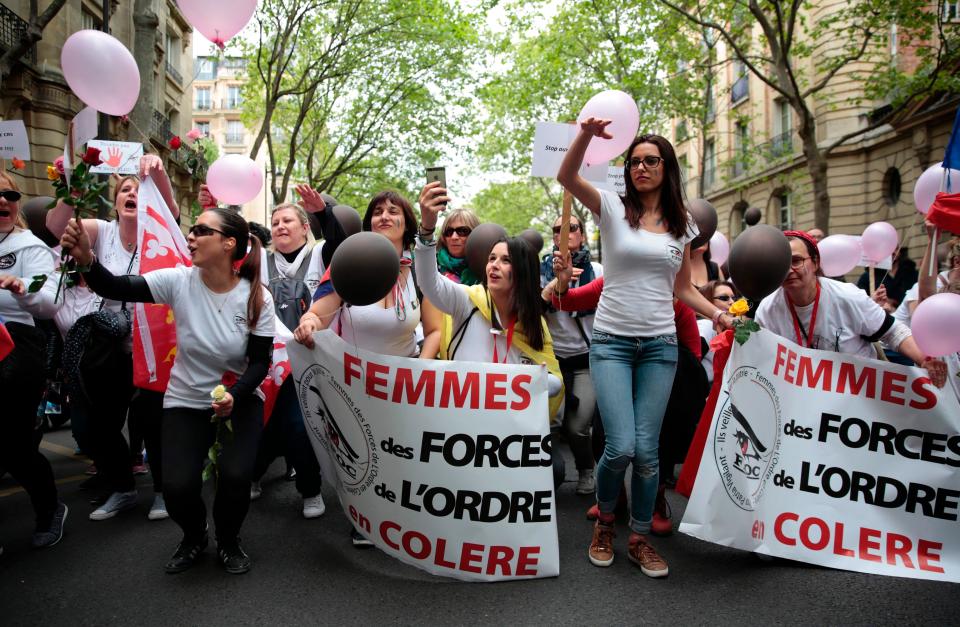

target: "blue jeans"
[589,330,678,534]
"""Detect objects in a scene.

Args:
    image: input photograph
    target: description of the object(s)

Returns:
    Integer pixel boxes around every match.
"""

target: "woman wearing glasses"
[61,209,274,575]
[696,280,738,386]
[0,172,67,551]
[755,231,945,382]
[46,156,177,523]
[557,122,734,578]
[436,207,481,285]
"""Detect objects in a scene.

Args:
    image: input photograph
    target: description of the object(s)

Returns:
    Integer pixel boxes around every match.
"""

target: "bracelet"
[418,223,436,235]
[712,309,724,323]
[416,232,436,246]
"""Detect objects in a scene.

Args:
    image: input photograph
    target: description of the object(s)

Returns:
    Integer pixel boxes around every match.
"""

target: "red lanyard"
[492,320,516,364]
[785,282,821,348]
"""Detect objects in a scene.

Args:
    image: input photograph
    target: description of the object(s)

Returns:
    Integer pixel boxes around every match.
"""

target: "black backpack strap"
[448,307,479,361]
[573,315,591,348]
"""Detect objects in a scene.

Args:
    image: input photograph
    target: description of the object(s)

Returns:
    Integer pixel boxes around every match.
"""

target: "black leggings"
[162,397,263,544]
[129,388,164,492]
[81,350,135,493]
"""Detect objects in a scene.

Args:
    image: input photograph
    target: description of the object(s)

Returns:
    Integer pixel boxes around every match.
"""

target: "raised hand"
[580,116,613,139]
[139,154,165,180]
[296,184,327,214]
[552,250,574,288]
[198,184,218,209]
[418,181,448,230]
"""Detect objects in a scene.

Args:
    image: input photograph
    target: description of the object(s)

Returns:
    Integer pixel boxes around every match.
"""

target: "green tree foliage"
[468,179,558,236]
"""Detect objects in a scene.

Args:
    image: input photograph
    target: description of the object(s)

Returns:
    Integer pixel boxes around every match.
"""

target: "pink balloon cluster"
[206,155,263,205]
[911,293,960,357]
[577,90,640,166]
[860,222,898,264]
[914,164,960,215]
[61,30,140,116]
[177,0,257,49]
[709,231,729,265]
[818,234,861,277]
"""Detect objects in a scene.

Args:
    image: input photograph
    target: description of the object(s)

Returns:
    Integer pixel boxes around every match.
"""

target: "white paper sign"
[0,120,30,160]
[681,329,960,582]
[289,331,560,582]
[88,140,143,175]
[530,121,608,182]
[851,235,893,270]
[72,107,98,147]
[592,166,626,195]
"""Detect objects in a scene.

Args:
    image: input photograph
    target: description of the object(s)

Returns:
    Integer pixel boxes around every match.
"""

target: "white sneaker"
[89,490,138,521]
[576,469,596,495]
[148,494,169,520]
[302,495,326,519]
[250,481,262,501]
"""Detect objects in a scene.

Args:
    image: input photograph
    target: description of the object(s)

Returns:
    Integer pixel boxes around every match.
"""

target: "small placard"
[88,140,143,174]
[852,235,893,270]
[0,120,30,160]
[530,121,608,182]
[72,107,98,147]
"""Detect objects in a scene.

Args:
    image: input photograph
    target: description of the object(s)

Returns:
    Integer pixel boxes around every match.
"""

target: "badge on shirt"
[0,252,16,270]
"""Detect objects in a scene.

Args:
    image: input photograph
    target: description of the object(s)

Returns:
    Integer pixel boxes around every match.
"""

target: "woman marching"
[557,121,735,578]
[0,172,67,551]
[61,208,274,575]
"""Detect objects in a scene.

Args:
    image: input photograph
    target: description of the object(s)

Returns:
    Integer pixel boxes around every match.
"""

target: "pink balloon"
[709,231,729,265]
[910,293,960,357]
[914,164,960,215]
[860,222,898,263]
[206,155,263,205]
[818,234,861,276]
[577,90,640,166]
[61,30,140,116]
[177,0,257,48]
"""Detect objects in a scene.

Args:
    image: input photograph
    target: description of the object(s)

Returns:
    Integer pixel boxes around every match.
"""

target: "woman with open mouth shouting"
[46,155,178,524]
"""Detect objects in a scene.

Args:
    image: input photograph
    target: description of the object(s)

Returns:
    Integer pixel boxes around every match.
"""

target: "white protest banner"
[530,121,608,182]
[88,140,143,175]
[288,331,560,582]
[592,166,626,195]
[0,120,30,160]
[681,329,960,582]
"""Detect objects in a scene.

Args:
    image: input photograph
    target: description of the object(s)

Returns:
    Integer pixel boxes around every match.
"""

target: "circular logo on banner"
[713,366,782,511]
[298,364,378,494]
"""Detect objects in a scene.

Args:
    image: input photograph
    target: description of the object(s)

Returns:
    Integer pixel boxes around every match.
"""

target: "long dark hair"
[621,134,688,239]
[485,237,545,351]
[214,208,265,330]
[362,190,417,250]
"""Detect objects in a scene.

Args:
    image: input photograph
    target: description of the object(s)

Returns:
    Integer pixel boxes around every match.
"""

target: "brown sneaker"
[588,520,616,567]
[628,537,669,578]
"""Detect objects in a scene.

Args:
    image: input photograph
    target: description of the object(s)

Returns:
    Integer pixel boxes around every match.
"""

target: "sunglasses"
[628,156,663,170]
[0,190,22,202]
[443,226,472,238]
[188,224,226,238]
[713,294,734,302]
[552,224,581,234]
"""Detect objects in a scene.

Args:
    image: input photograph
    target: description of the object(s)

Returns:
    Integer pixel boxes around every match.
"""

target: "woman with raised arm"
[556,120,734,578]
[61,208,274,575]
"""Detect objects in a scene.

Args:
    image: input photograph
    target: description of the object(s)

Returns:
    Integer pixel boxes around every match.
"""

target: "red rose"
[169,136,182,150]
[81,147,102,166]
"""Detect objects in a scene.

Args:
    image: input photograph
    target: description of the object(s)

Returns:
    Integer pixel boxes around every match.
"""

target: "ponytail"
[213,207,265,330]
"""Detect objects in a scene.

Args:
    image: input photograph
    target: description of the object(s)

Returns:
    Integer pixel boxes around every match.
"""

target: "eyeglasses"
[791,255,811,269]
[188,224,226,238]
[552,224,581,234]
[628,156,663,170]
[713,294,734,302]
[443,226,472,238]
[0,190,22,202]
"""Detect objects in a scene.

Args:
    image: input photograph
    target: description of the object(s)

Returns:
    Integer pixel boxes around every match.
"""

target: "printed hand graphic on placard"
[104,146,123,168]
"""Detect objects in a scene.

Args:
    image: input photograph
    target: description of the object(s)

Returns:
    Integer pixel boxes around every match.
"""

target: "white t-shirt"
[94,220,138,313]
[756,278,901,359]
[593,190,698,337]
[144,266,275,409]
[331,268,421,358]
[893,273,950,328]
[0,229,59,326]
[541,260,603,358]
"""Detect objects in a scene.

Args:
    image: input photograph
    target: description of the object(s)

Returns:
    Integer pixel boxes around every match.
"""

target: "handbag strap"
[98,245,138,313]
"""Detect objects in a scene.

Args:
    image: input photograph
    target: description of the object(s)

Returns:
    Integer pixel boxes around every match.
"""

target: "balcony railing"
[764,131,795,159]
[152,109,173,143]
[165,60,183,85]
[731,75,749,103]
[0,5,37,64]
[225,134,245,145]
[195,100,212,110]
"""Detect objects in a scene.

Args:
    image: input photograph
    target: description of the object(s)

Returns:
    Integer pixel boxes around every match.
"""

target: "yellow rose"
[728,298,750,317]
[211,384,227,402]
[46,165,59,181]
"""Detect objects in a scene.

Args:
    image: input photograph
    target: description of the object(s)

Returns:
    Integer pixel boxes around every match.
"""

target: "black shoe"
[351,527,374,549]
[165,535,208,574]
[218,539,251,574]
[32,502,68,548]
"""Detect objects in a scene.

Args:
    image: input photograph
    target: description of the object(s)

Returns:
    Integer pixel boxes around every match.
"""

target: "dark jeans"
[252,379,321,498]
[162,397,263,544]
[0,322,58,527]
[658,345,709,483]
[129,388,164,492]
[81,350,135,493]
[558,353,597,471]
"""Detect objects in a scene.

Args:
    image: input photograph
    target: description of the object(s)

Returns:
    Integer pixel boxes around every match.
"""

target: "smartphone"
[426,166,447,205]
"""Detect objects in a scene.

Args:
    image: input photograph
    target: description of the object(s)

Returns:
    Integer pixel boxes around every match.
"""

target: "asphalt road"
[1,426,957,626]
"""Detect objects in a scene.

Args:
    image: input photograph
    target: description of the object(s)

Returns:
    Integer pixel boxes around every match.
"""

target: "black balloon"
[332,204,361,237]
[329,232,400,306]
[21,196,59,247]
[465,223,508,278]
[744,206,762,226]
[727,224,792,301]
[518,228,544,255]
[321,193,338,208]
[688,198,717,249]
